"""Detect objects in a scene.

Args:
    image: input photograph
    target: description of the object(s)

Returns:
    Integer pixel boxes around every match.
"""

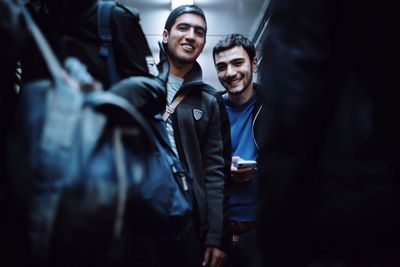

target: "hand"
[202,247,226,267]
[231,156,255,183]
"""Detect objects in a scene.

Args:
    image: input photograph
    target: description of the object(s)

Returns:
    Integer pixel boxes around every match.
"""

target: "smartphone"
[236,160,257,169]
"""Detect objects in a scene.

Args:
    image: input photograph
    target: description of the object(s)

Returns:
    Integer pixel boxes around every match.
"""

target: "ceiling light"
[171,0,194,10]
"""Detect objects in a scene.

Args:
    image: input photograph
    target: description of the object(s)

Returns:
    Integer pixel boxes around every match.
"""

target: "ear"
[162,29,169,44]
[252,57,258,73]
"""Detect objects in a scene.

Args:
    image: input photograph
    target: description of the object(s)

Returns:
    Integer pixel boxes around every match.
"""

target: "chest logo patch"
[193,109,203,120]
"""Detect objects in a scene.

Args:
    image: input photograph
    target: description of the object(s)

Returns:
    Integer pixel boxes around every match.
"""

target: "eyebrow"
[231,58,245,63]
[176,23,206,33]
[215,57,245,66]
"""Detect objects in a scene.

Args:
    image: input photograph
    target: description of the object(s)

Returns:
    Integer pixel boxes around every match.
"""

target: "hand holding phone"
[231,157,257,183]
[235,160,257,169]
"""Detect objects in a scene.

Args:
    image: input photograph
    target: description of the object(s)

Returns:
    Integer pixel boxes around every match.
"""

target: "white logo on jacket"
[193,109,203,120]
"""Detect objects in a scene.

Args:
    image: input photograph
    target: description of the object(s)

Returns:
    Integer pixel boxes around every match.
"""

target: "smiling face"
[163,13,206,66]
[214,46,257,96]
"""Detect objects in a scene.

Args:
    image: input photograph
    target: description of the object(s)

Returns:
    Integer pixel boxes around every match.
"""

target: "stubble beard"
[226,72,253,96]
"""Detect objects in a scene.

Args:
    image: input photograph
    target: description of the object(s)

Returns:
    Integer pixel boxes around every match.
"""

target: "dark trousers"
[226,229,263,267]
[125,219,203,267]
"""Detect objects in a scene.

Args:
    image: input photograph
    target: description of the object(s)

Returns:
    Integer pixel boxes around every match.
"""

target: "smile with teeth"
[181,44,195,52]
[228,78,241,85]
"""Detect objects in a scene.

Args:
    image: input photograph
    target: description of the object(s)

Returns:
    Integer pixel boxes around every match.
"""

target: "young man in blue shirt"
[213,34,263,267]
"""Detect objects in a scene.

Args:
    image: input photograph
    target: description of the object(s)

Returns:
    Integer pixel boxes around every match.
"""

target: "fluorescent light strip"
[171,0,194,10]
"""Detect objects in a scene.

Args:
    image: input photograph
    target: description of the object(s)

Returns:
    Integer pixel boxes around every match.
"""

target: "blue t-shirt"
[224,93,258,222]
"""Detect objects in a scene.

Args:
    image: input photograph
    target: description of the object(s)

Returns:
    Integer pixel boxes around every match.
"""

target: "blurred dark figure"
[0,0,22,141]
[6,1,166,266]
[257,0,400,266]
[21,0,157,89]
[0,1,29,267]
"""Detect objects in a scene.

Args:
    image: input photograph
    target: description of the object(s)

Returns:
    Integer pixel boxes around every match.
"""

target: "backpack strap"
[97,1,121,86]
[162,88,193,121]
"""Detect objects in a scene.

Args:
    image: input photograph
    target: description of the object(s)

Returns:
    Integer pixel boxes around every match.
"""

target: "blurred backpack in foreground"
[7,3,191,266]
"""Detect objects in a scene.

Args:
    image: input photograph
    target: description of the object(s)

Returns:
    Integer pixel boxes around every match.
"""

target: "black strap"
[112,128,128,238]
[18,2,69,84]
[97,1,121,86]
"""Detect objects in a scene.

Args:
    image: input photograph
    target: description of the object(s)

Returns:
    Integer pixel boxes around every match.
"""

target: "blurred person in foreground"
[256,0,400,266]
[0,1,29,266]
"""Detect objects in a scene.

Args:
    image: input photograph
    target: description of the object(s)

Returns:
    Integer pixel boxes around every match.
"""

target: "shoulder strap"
[97,1,121,86]
[19,2,67,83]
[162,88,193,121]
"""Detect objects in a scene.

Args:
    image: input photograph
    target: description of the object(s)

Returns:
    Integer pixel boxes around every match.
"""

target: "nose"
[185,28,195,41]
[226,64,237,78]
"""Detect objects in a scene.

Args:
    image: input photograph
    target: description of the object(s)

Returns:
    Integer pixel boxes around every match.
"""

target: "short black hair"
[213,34,256,63]
[164,4,207,33]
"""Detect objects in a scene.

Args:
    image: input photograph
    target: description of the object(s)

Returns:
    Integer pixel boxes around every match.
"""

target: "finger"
[232,156,242,161]
[210,253,222,267]
[236,167,253,173]
[202,248,211,266]
[233,169,253,181]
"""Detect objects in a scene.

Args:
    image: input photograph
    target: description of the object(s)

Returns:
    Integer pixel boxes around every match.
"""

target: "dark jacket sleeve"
[109,76,166,117]
[203,94,231,249]
[109,37,168,118]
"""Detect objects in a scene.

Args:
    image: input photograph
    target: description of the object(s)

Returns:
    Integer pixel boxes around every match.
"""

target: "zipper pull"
[181,174,189,191]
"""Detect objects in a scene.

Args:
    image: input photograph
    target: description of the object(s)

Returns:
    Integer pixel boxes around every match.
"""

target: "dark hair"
[213,34,256,63]
[164,4,207,33]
